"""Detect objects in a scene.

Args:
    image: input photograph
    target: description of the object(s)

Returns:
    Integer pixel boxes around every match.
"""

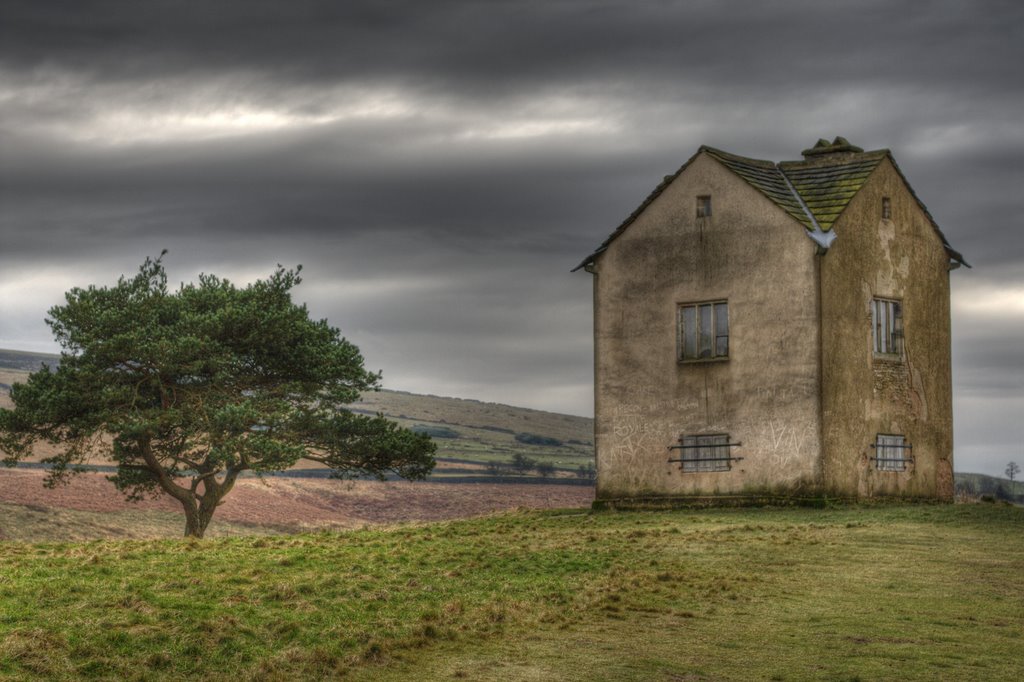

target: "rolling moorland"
[2,350,1024,679]
[0,349,595,478]
[0,349,596,540]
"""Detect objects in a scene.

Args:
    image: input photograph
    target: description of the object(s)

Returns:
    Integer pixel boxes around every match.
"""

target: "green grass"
[2,504,1022,680]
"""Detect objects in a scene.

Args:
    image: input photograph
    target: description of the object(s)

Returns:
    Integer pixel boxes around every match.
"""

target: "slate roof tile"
[573,141,968,271]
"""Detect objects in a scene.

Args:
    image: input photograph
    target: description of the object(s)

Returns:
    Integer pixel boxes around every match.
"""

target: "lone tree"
[1007,461,1020,486]
[0,255,435,537]
[510,453,536,475]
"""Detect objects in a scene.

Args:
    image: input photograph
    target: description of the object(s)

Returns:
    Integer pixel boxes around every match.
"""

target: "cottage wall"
[592,153,823,500]
[819,159,955,499]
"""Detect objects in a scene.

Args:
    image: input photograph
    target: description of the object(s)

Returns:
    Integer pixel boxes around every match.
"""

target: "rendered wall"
[591,153,823,500]
[819,159,955,499]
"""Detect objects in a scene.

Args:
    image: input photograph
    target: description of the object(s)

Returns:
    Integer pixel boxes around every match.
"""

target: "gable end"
[574,141,968,272]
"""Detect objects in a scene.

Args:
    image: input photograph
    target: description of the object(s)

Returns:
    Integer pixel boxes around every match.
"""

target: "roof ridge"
[573,143,968,272]
[777,164,835,251]
[700,145,777,168]
[779,148,890,167]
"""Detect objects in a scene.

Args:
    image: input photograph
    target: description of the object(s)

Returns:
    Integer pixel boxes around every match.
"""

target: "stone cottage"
[574,137,968,503]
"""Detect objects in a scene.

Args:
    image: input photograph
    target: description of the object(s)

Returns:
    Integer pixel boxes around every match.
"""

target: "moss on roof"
[573,140,968,272]
[703,146,888,231]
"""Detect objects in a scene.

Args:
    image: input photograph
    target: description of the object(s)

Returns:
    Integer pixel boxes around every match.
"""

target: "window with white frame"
[678,301,728,361]
[874,434,910,471]
[678,434,732,472]
[872,298,903,356]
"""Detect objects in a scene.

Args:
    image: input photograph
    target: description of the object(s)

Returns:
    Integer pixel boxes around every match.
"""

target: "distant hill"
[0,348,595,479]
[955,471,1024,504]
[0,348,57,371]
[349,389,593,470]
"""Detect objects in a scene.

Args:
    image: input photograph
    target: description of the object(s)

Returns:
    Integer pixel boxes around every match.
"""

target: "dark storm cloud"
[4,0,1022,94]
[2,1,1023,475]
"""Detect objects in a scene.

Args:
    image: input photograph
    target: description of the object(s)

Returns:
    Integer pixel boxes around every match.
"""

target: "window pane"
[878,301,888,353]
[715,303,728,357]
[683,306,696,358]
[892,302,903,352]
[872,300,879,352]
[682,436,697,471]
[876,434,905,471]
[699,304,712,358]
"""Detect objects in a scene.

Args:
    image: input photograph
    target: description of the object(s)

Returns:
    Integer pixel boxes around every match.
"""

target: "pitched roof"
[574,139,968,270]
[700,147,810,227]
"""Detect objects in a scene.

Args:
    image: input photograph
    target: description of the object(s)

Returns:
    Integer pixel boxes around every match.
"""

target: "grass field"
[2,503,1022,680]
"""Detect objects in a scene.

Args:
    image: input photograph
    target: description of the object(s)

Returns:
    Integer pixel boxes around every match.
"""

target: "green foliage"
[535,461,556,478]
[514,433,562,447]
[510,453,536,475]
[410,424,460,439]
[575,462,596,481]
[0,255,435,536]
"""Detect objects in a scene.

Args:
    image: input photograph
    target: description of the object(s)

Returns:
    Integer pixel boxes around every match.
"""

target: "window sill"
[678,357,729,365]
[872,353,903,363]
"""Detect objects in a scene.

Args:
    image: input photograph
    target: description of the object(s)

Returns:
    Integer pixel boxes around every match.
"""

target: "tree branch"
[139,437,193,505]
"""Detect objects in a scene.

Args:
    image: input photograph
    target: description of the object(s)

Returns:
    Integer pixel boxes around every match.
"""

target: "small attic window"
[882,197,892,220]
[696,195,712,218]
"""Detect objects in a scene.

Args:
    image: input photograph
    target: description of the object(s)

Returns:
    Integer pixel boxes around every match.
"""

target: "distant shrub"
[485,461,512,477]
[514,433,563,447]
[535,462,556,478]
[410,425,460,439]
[510,453,537,475]
[575,463,596,482]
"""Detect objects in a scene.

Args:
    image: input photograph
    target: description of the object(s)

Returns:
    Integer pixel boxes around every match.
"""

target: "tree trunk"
[180,469,240,538]
[182,501,214,538]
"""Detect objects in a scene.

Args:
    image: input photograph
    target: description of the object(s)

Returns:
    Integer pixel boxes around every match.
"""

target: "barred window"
[872,298,903,356]
[696,195,712,218]
[874,434,909,472]
[678,301,728,361]
[882,197,892,220]
[680,434,731,472]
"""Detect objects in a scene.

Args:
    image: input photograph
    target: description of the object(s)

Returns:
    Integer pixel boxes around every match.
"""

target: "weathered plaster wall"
[592,153,823,500]
[820,158,954,499]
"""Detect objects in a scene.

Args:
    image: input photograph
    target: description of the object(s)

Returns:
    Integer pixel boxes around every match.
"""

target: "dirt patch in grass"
[0,468,594,537]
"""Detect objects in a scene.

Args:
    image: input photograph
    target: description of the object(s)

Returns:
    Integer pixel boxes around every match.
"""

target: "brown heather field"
[0,468,594,541]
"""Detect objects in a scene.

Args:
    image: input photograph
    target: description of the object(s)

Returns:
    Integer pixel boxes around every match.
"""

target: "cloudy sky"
[1,0,1021,477]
